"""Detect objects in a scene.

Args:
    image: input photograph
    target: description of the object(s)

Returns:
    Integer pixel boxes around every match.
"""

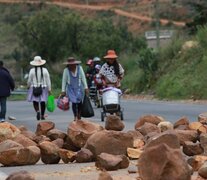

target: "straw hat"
[103,50,118,59]
[63,57,81,65]
[30,56,46,66]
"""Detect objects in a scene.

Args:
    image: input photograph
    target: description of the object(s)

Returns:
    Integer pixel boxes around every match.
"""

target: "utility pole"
[155,0,160,50]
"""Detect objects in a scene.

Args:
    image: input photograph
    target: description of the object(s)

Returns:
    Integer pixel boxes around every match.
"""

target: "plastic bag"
[57,96,69,111]
[47,95,56,112]
[81,94,94,117]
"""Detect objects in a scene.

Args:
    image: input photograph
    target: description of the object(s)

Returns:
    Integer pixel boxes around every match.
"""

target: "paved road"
[5,99,207,132]
[1,99,207,179]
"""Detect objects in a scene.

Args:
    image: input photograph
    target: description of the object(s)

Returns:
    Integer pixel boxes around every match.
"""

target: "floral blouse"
[99,63,124,84]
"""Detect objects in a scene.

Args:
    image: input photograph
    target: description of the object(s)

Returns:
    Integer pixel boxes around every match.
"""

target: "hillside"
[0,0,190,35]
[1,0,204,100]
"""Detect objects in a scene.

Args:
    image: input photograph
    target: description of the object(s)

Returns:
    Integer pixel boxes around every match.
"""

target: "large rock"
[19,126,36,141]
[183,141,204,156]
[157,121,173,132]
[105,115,124,131]
[95,152,129,171]
[98,171,113,180]
[138,143,191,180]
[187,155,207,171]
[67,120,104,148]
[35,121,55,136]
[145,130,180,150]
[135,114,165,129]
[136,122,160,136]
[6,170,35,180]
[58,149,76,164]
[174,116,189,129]
[189,122,207,133]
[39,141,60,164]
[0,140,40,166]
[198,113,207,124]
[175,129,198,145]
[0,122,20,143]
[200,133,207,155]
[84,130,134,158]
[75,148,94,163]
[198,161,207,179]
[47,129,67,141]
[12,134,37,147]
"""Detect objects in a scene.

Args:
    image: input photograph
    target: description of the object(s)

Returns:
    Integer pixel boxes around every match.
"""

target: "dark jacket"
[0,67,15,97]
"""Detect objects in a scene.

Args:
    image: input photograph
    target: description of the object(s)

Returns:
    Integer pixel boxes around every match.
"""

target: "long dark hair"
[35,66,43,81]
[107,60,120,76]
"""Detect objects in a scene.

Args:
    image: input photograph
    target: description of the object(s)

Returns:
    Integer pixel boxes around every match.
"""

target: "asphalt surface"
[1,98,207,179]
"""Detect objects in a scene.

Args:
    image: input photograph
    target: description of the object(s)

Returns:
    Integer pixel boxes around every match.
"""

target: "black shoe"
[36,112,40,120]
[41,116,45,120]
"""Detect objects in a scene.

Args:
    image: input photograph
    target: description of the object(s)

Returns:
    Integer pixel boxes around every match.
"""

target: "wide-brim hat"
[30,56,46,66]
[63,57,81,65]
[103,50,118,59]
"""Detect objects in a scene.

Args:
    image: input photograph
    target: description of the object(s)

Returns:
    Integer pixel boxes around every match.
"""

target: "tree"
[16,6,146,64]
[184,0,207,34]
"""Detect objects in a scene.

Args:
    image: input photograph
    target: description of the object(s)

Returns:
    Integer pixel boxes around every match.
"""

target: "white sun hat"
[30,56,46,66]
[93,57,101,62]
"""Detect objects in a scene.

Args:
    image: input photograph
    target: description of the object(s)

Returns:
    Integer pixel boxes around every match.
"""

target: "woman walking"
[27,56,51,120]
[61,57,88,121]
[99,50,124,88]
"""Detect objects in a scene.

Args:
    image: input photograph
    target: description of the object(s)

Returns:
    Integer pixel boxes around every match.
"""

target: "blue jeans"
[0,97,7,119]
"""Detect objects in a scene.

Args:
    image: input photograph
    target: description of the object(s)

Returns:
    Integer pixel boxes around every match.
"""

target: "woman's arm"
[27,68,33,88]
[61,68,68,92]
[44,68,51,91]
[80,66,88,89]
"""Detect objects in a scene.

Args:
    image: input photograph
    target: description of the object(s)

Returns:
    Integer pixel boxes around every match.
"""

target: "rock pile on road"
[0,114,207,179]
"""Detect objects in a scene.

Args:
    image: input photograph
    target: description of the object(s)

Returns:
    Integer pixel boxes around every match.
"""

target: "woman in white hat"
[61,57,89,121]
[27,56,51,120]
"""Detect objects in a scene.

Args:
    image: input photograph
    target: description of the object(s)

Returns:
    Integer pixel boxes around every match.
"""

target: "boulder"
[35,121,55,136]
[67,120,103,148]
[105,115,124,131]
[183,141,204,156]
[135,114,165,129]
[75,148,94,163]
[39,141,60,164]
[174,116,189,129]
[138,143,191,180]
[95,152,129,171]
[85,130,133,158]
[58,149,76,164]
[6,170,35,180]
[0,122,20,143]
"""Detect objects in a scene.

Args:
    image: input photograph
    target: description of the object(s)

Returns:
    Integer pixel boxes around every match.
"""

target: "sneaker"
[36,112,40,121]
[8,116,16,121]
[0,119,5,122]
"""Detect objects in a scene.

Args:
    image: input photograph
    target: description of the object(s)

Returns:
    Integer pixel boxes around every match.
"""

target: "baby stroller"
[101,87,123,122]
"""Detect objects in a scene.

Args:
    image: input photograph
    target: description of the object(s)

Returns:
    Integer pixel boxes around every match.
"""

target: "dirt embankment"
[0,0,186,27]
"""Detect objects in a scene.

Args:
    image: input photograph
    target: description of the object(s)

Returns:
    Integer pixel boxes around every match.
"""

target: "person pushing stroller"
[99,50,124,88]
[99,50,124,121]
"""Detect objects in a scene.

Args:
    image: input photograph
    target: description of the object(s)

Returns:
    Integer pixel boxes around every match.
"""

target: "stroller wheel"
[101,112,105,122]
[120,111,124,121]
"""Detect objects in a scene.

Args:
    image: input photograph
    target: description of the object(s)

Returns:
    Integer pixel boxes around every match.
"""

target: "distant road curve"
[0,0,186,27]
